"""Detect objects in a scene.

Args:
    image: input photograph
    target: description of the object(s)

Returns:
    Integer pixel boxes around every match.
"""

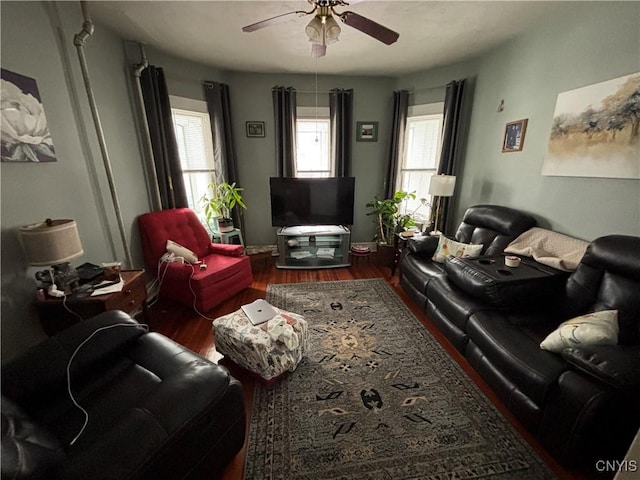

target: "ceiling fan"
[242,0,399,58]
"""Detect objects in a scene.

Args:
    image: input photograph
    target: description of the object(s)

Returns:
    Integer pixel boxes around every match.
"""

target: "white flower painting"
[542,72,640,179]
[1,68,57,162]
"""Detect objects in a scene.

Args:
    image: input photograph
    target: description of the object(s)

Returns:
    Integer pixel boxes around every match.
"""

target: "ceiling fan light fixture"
[324,16,341,44]
[305,15,323,43]
[306,14,341,46]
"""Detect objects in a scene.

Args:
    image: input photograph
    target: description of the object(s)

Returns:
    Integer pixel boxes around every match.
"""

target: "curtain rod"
[406,84,447,94]
[201,82,333,94]
[297,89,333,94]
[200,81,443,94]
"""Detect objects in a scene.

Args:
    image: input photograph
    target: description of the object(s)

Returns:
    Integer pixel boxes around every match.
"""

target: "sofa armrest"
[562,345,640,389]
[209,243,244,256]
[1,311,146,404]
[407,235,439,258]
[133,335,235,431]
[59,334,245,479]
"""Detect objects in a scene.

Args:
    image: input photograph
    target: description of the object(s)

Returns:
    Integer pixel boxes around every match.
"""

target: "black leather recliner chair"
[1,311,246,480]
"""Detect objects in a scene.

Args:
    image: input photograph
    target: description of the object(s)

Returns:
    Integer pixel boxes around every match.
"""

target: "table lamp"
[428,175,456,235]
[19,219,84,295]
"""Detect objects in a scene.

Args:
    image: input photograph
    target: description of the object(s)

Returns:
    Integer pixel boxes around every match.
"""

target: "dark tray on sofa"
[444,255,569,308]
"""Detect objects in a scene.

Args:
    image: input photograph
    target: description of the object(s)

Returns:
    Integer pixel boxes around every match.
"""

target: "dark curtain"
[272,86,297,177]
[329,88,353,177]
[139,66,188,210]
[437,79,466,234]
[204,81,244,234]
[384,90,409,199]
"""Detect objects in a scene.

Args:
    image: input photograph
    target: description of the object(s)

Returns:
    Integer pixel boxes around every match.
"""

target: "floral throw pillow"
[431,236,483,263]
[540,310,619,353]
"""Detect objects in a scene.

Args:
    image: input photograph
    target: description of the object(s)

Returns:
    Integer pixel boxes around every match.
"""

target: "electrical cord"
[148,254,184,308]
[67,322,149,446]
[147,257,170,308]
[186,262,217,321]
[150,254,215,321]
[62,294,83,321]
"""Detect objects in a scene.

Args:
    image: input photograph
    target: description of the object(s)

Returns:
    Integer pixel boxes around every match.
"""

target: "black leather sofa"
[400,204,537,352]
[1,311,246,480]
[399,205,640,469]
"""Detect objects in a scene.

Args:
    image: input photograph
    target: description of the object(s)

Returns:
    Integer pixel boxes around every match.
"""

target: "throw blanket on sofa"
[505,227,589,271]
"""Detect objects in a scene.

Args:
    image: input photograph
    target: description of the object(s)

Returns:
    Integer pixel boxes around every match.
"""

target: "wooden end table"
[391,232,415,276]
[34,269,148,336]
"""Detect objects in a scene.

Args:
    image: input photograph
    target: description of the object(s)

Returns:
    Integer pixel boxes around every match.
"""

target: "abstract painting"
[1,68,57,162]
[542,72,639,178]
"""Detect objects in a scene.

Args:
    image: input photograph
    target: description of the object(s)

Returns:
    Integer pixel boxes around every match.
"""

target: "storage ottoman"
[212,306,309,381]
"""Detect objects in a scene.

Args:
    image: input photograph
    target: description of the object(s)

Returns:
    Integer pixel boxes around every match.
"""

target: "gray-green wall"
[397,2,640,238]
[472,1,640,238]
[1,1,149,362]
[133,47,396,245]
[2,1,638,363]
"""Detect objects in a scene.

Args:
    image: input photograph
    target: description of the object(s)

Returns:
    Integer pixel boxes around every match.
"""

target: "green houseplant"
[200,181,246,233]
[366,190,417,268]
[366,190,417,245]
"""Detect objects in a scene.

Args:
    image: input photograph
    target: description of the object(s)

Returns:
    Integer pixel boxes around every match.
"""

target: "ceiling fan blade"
[242,10,309,33]
[338,11,399,45]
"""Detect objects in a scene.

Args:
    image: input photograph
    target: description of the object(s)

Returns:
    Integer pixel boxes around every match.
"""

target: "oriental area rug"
[244,279,555,480]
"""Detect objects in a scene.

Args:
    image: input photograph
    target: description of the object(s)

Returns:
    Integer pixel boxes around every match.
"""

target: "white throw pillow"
[540,310,619,353]
[431,236,483,263]
[166,240,198,264]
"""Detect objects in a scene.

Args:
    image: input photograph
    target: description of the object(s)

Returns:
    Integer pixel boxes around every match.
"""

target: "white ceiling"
[89,1,561,77]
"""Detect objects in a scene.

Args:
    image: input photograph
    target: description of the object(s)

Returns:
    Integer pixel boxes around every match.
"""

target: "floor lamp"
[428,175,456,236]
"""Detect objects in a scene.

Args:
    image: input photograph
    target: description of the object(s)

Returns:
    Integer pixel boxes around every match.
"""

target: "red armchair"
[138,208,253,312]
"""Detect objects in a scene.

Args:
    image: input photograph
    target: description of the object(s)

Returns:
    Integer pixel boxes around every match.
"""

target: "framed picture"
[1,68,57,162]
[356,121,378,142]
[502,119,528,152]
[246,121,265,138]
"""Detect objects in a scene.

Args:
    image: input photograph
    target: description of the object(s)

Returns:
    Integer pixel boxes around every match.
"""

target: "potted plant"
[200,181,246,233]
[366,190,417,245]
[366,190,416,267]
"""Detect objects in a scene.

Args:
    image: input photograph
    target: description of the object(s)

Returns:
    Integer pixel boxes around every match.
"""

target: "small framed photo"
[502,119,528,152]
[356,121,378,142]
[246,121,265,138]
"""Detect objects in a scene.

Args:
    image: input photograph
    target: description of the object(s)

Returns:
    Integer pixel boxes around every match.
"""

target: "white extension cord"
[67,322,149,445]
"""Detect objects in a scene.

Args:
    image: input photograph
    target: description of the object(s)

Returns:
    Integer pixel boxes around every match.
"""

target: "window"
[296,107,331,177]
[170,97,216,216]
[397,103,444,223]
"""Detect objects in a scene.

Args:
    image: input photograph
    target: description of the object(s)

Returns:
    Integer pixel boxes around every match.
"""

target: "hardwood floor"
[145,258,590,480]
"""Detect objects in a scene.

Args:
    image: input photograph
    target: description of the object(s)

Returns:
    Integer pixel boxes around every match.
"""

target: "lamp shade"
[19,219,83,266]
[428,175,456,197]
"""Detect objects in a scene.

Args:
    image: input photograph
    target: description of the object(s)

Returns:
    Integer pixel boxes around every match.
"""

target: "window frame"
[396,102,445,222]
[169,96,217,215]
[295,106,332,178]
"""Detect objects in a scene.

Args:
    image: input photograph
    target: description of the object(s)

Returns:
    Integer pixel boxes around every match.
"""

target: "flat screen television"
[270,177,355,227]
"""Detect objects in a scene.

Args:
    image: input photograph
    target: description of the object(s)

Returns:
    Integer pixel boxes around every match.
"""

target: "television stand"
[276,225,351,269]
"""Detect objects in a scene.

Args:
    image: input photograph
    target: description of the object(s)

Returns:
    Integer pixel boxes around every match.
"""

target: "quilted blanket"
[504,227,589,271]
